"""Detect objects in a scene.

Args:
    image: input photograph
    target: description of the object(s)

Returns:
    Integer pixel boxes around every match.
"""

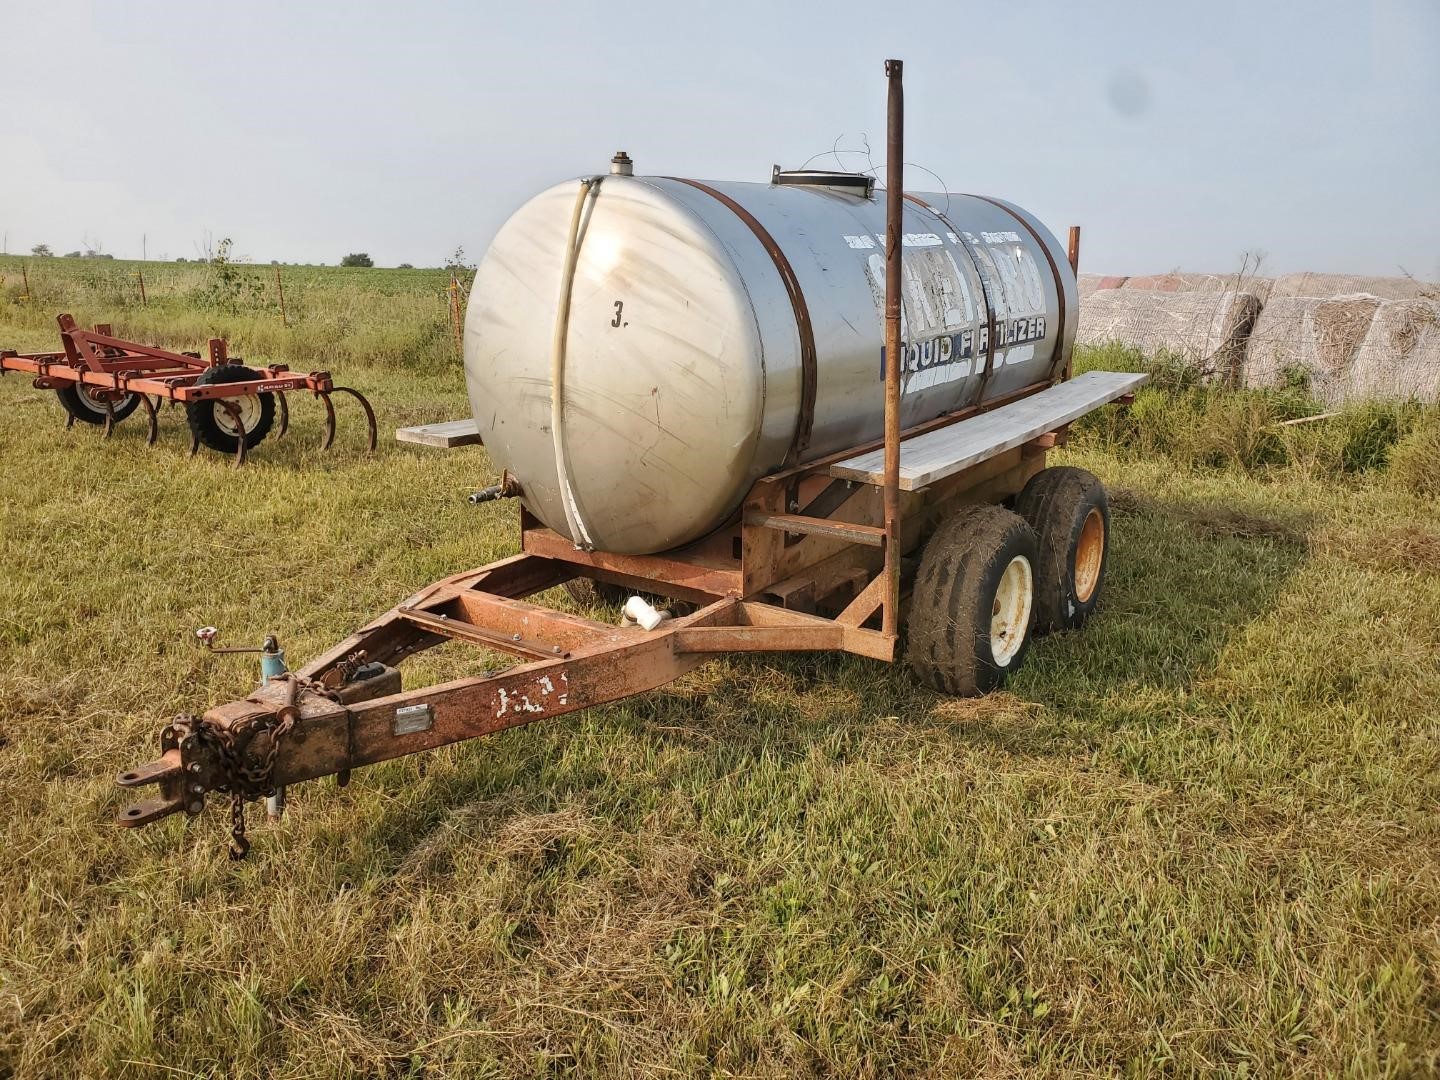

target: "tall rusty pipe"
[882,58,904,638]
[1064,225,1081,381]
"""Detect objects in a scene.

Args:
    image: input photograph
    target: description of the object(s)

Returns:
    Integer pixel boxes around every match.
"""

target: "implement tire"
[1014,466,1109,633]
[56,384,139,426]
[907,504,1039,696]
[563,578,629,607]
[185,364,274,454]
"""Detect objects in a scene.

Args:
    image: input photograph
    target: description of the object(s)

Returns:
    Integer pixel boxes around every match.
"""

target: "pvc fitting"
[623,595,666,631]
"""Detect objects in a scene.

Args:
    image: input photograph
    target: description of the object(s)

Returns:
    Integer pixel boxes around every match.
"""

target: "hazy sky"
[3,0,1437,278]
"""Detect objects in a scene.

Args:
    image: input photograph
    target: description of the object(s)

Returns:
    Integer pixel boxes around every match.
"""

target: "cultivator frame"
[0,313,376,465]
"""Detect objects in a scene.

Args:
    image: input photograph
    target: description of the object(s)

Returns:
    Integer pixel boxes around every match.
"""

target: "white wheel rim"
[990,554,1033,666]
[77,385,124,413]
[214,395,260,436]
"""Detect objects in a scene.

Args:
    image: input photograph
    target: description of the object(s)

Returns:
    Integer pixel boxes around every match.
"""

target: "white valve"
[623,596,667,631]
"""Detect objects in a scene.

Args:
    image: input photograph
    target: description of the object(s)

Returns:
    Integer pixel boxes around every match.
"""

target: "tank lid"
[610,150,634,176]
[771,165,875,197]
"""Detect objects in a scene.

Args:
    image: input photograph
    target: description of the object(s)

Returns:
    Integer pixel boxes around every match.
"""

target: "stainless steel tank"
[464,161,1077,555]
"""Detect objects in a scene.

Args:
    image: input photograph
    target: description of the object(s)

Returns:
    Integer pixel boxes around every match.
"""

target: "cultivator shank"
[0,313,376,464]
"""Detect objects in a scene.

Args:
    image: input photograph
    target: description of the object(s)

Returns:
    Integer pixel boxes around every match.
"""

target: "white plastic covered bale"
[1121,271,1274,304]
[1076,288,1262,379]
[1243,294,1382,405]
[1270,272,1436,301]
[1349,299,1440,402]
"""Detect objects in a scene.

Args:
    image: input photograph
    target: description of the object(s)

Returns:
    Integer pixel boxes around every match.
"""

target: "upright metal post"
[449,275,464,357]
[274,263,288,327]
[882,58,904,638]
[1064,225,1081,381]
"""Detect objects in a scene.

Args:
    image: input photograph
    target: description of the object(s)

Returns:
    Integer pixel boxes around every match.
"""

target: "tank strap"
[664,178,818,467]
[551,176,604,551]
[904,194,1000,408]
[969,195,1070,385]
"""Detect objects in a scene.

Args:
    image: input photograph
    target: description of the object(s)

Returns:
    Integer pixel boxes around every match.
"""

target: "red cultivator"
[0,314,377,465]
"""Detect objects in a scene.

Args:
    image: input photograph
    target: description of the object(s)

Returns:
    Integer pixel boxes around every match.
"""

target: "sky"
[2,0,1437,279]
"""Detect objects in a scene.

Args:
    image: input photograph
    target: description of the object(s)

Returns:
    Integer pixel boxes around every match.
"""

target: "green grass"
[1,274,1438,1077]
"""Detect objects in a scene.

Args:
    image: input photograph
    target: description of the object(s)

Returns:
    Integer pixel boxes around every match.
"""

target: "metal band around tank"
[970,195,1070,384]
[904,194,1000,408]
[665,178,819,466]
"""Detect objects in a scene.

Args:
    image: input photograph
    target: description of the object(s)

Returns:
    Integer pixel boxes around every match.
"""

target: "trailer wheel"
[56,384,140,426]
[1014,466,1109,633]
[186,365,275,454]
[563,578,629,607]
[907,504,1039,696]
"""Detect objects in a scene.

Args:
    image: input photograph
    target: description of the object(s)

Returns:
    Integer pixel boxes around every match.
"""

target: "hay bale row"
[1076,288,1262,382]
[1078,268,1440,402]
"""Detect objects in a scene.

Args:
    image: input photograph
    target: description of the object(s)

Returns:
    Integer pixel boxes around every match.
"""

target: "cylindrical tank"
[464,165,1076,555]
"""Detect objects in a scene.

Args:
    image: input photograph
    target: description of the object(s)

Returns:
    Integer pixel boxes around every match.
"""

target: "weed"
[1387,413,1440,498]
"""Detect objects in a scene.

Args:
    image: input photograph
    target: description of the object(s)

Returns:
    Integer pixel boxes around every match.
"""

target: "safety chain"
[183,673,341,859]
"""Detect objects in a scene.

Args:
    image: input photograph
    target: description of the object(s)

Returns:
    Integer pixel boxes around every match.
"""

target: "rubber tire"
[1014,466,1110,633]
[185,365,274,454]
[56,384,140,425]
[907,504,1039,696]
[563,578,629,607]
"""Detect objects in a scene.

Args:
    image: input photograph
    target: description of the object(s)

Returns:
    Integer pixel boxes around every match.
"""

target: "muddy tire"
[562,578,629,607]
[1014,466,1109,633]
[907,504,1039,696]
[56,384,140,426]
[185,365,274,454]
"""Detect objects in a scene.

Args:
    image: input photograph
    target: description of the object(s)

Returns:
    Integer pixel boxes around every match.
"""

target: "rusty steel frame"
[113,58,1087,849]
[113,422,1053,837]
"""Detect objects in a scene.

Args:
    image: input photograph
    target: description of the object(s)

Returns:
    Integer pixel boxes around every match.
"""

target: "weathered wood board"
[830,371,1148,490]
[395,419,483,449]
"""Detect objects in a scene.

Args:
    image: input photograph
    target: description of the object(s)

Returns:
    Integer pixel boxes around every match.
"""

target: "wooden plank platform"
[829,370,1148,490]
[395,419,483,448]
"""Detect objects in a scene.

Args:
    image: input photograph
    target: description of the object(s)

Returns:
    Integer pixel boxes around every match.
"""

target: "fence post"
[274,264,288,326]
[449,275,464,357]
[135,269,147,307]
[20,264,31,303]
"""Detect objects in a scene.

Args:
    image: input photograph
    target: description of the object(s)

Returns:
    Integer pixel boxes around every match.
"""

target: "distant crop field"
[0,253,461,372]
[1,261,1437,1077]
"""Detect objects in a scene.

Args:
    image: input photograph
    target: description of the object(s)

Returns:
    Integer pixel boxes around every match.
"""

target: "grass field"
[1,256,1437,1077]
